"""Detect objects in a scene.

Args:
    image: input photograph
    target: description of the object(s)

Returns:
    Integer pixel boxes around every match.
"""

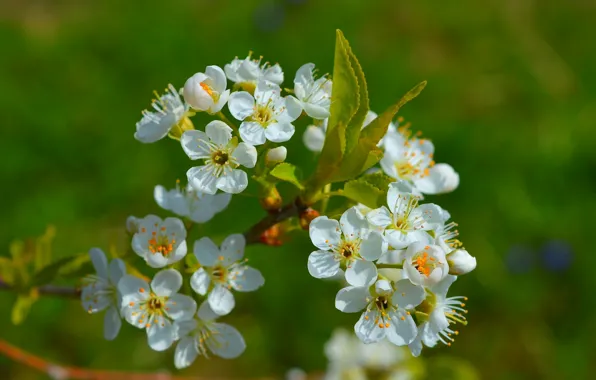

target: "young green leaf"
[11,290,38,325]
[343,178,386,209]
[269,163,304,190]
[342,35,369,155]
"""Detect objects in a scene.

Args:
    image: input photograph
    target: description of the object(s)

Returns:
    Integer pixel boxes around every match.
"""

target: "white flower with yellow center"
[174,301,246,368]
[183,66,230,114]
[224,53,283,91]
[335,279,425,346]
[228,81,302,145]
[293,63,332,119]
[408,275,468,356]
[190,234,264,316]
[154,181,231,223]
[131,215,187,268]
[181,120,257,194]
[402,242,449,287]
[118,269,197,351]
[135,84,189,143]
[308,207,387,287]
[81,248,126,341]
[367,181,443,249]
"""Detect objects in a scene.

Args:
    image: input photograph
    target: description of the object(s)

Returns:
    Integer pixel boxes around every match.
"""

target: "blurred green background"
[1,0,595,379]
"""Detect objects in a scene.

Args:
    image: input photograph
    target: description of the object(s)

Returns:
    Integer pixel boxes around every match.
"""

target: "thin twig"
[243,197,307,244]
[0,280,80,298]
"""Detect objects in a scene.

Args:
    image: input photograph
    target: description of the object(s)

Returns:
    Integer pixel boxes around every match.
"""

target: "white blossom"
[181,120,257,194]
[174,301,246,368]
[266,146,287,163]
[308,207,387,287]
[408,275,468,356]
[190,234,264,316]
[228,81,301,145]
[135,84,188,143]
[224,53,283,89]
[131,215,187,268]
[402,242,449,287]
[81,248,126,341]
[183,66,230,114]
[126,216,139,234]
[447,249,476,275]
[154,182,231,223]
[367,181,443,249]
[293,63,332,119]
[118,269,197,351]
[335,279,424,346]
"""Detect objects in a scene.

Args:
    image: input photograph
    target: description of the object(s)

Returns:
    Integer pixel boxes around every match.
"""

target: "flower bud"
[299,208,320,230]
[126,216,139,234]
[266,146,287,164]
[447,249,477,275]
[303,125,325,152]
[374,279,392,296]
[260,224,282,246]
[184,73,213,111]
[259,186,282,212]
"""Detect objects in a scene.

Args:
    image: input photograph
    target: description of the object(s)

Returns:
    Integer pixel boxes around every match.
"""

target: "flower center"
[338,240,359,259]
[253,104,273,125]
[412,249,438,277]
[200,82,214,97]
[148,297,164,311]
[211,264,228,283]
[212,151,229,165]
[375,296,391,310]
[148,230,176,256]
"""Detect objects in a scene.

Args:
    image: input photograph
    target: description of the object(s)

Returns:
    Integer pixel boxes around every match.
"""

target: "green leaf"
[343,36,369,155]
[269,163,304,190]
[332,81,427,182]
[11,290,38,325]
[360,171,394,192]
[34,225,56,272]
[343,178,386,209]
[31,255,82,287]
[311,30,360,191]
[0,257,14,285]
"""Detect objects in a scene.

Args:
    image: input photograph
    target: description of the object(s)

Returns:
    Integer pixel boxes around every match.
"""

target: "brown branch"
[0,280,80,298]
[243,197,307,244]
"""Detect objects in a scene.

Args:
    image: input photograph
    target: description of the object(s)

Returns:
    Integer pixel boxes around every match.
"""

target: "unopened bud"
[299,208,320,230]
[260,224,282,246]
[126,216,140,234]
[266,146,287,164]
[259,187,282,212]
[447,249,477,275]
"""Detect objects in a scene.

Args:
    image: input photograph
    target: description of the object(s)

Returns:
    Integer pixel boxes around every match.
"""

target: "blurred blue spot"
[254,3,285,33]
[505,245,535,274]
[541,240,573,272]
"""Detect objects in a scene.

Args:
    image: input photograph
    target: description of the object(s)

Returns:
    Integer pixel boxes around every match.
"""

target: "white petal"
[89,248,108,279]
[280,96,302,122]
[339,207,368,240]
[220,233,245,264]
[151,269,183,297]
[167,240,187,266]
[205,65,227,93]
[345,260,378,287]
[81,286,111,313]
[208,285,235,316]
[230,267,264,292]
[147,318,175,351]
[134,113,176,143]
[232,142,257,168]
[307,251,340,279]
[208,323,246,359]
[447,249,477,275]
[190,268,211,295]
[366,207,392,228]
[118,275,150,299]
[309,216,341,250]
[217,170,248,194]
[354,311,385,344]
[414,163,459,194]
[264,122,295,143]
[335,286,369,313]
[239,121,266,145]
[375,279,393,296]
[187,165,217,195]
[386,310,418,346]
[359,231,386,261]
[166,294,197,321]
[210,89,230,113]
[228,91,255,120]
[431,275,457,299]
[429,308,450,334]
[197,300,219,322]
[154,185,170,210]
[205,120,232,146]
[262,64,284,85]
[212,193,232,213]
[108,258,126,286]
[174,319,198,340]
[103,306,121,341]
[303,102,330,120]
[174,336,199,369]
[392,279,425,309]
[294,63,315,86]
[193,237,220,266]
[181,130,210,160]
[387,180,415,210]
[145,252,169,268]
[303,125,326,152]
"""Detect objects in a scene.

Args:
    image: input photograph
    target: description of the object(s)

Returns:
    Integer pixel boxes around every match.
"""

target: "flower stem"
[217,111,238,131]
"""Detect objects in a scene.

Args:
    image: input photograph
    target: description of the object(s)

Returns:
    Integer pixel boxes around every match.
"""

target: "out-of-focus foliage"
[0,0,594,379]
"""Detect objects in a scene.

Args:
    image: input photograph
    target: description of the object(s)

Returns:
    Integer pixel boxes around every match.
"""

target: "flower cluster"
[309,181,476,356]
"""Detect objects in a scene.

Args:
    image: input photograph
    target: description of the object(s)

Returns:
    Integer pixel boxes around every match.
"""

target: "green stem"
[217,112,238,131]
